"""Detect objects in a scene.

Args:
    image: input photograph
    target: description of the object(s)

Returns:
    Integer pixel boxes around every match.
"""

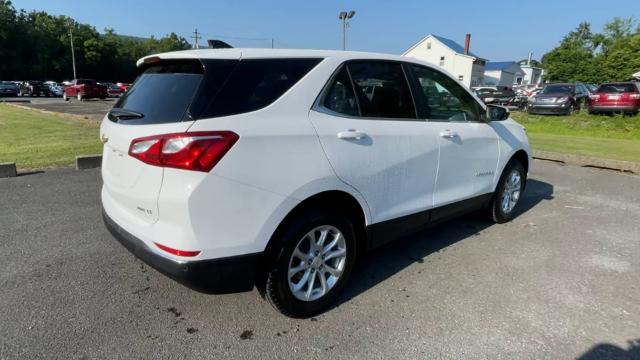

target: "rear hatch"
[101,58,229,223]
[593,83,639,106]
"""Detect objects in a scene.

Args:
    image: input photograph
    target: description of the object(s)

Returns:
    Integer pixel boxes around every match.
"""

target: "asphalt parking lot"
[0,161,639,359]
[1,96,115,121]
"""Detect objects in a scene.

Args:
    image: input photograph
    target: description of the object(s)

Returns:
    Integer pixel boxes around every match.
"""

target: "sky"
[11,0,640,62]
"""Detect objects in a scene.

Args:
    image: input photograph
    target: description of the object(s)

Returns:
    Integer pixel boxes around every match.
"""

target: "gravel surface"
[0,160,639,359]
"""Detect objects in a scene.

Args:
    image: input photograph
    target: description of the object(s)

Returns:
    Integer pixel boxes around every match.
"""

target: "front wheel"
[488,160,526,223]
[265,208,357,318]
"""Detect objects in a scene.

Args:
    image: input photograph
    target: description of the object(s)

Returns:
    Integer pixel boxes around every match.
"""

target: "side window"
[323,66,358,116]
[409,64,482,122]
[347,62,416,119]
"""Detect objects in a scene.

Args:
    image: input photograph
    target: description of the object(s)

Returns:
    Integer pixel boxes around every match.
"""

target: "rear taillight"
[630,94,640,99]
[129,131,239,172]
[589,94,601,100]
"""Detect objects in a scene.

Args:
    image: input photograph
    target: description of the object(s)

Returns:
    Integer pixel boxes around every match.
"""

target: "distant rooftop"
[430,34,481,59]
[485,61,518,71]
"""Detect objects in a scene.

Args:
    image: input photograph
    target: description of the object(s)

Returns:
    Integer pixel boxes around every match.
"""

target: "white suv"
[101,49,531,318]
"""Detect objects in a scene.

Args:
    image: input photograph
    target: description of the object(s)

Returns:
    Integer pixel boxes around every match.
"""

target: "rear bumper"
[589,105,638,113]
[103,208,261,294]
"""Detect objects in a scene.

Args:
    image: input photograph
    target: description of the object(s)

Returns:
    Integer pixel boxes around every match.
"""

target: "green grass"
[0,104,102,170]
[511,111,640,163]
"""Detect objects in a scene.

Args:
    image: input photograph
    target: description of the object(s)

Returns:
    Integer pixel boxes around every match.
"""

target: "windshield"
[542,84,574,95]
[597,83,637,93]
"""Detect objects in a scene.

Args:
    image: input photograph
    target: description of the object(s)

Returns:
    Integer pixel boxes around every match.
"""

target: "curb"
[533,150,639,174]
[76,155,102,170]
[0,162,17,178]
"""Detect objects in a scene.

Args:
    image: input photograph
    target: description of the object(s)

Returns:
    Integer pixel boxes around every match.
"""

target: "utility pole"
[338,11,356,50]
[69,29,77,79]
[191,29,201,49]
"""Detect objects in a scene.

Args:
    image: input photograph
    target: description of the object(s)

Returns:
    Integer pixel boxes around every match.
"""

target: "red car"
[116,82,131,92]
[63,79,108,101]
[588,82,640,115]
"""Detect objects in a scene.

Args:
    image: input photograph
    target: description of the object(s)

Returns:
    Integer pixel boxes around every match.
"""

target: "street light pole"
[338,10,356,50]
[69,29,77,79]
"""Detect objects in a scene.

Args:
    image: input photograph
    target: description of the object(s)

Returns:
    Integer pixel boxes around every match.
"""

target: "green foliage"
[542,17,640,83]
[0,0,191,82]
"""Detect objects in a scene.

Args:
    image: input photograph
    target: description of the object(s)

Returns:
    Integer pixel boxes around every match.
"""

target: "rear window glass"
[110,60,205,125]
[597,83,637,93]
[196,58,322,118]
[542,85,574,94]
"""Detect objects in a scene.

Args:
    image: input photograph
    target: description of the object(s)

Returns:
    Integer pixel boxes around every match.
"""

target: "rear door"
[406,63,500,208]
[100,58,238,223]
[309,61,439,226]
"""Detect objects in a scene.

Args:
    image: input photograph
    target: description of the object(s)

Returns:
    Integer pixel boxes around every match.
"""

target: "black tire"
[566,104,574,116]
[488,160,526,223]
[265,207,357,318]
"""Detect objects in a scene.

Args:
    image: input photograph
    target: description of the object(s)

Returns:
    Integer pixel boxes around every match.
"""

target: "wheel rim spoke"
[288,225,347,302]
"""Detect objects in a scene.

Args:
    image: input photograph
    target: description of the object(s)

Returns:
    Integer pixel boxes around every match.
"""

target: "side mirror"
[486,104,510,122]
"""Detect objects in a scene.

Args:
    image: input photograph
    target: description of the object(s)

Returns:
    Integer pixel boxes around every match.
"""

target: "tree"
[0,1,193,81]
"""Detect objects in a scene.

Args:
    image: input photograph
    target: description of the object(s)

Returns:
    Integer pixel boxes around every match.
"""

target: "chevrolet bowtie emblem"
[100,133,109,144]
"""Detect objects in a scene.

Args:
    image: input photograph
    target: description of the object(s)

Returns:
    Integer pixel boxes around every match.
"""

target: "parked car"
[100,82,124,97]
[588,82,640,115]
[527,82,590,115]
[116,82,131,92]
[0,81,19,97]
[473,86,516,104]
[63,79,108,101]
[101,49,532,318]
[585,83,599,95]
[18,80,51,97]
[47,83,64,97]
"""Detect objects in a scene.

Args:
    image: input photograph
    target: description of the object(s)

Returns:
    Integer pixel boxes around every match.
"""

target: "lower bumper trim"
[103,208,261,294]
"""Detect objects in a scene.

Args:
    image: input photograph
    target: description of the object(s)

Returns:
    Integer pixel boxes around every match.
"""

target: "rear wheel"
[265,208,356,318]
[488,160,526,223]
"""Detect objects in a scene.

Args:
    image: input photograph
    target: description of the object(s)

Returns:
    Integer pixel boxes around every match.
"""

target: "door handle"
[439,130,458,138]
[337,130,367,140]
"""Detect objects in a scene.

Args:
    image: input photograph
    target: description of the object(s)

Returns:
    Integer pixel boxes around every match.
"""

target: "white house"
[483,61,524,87]
[403,34,487,88]
[518,63,545,86]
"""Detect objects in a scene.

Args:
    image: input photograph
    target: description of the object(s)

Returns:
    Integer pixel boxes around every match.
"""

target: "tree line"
[0,0,191,82]
[542,17,640,83]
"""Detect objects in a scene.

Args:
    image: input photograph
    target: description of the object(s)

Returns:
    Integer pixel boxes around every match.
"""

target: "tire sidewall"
[266,209,357,318]
[492,161,525,223]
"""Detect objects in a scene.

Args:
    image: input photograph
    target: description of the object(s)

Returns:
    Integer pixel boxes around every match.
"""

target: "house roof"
[403,34,486,60]
[430,35,481,58]
[485,61,517,71]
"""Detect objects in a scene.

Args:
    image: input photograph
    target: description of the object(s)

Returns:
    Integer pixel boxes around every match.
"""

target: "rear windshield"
[109,58,322,125]
[597,83,637,93]
[542,84,574,94]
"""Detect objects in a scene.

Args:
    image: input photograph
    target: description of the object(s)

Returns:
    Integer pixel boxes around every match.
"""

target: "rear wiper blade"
[108,108,144,121]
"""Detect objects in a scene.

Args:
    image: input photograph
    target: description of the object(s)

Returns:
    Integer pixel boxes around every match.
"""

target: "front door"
[406,63,500,208]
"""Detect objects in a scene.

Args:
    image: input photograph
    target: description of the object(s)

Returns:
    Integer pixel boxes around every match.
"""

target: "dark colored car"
[63,79,108,101]
[527,82,589,115]
[473,86,516,105]
[588,82,640,115]
[18,80,51,97]
[0,81,19,97]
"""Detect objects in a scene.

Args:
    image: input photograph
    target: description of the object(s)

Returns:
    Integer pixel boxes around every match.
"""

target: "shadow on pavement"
[338,178,554,305]
[577,340,640,360]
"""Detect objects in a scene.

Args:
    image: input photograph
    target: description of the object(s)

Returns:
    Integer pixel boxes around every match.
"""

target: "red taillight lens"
[129,131,239,172]
[154,242,200,257]
[590,94,601,101]
[630,93,640,99]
